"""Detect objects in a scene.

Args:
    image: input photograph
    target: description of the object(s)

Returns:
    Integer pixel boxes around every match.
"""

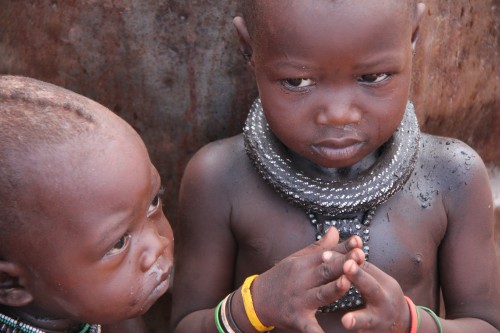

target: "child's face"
[242,0,418,169]
[7,122,174,323]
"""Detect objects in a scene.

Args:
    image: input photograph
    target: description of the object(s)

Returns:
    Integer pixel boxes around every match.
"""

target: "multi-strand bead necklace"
[243,98,420,311]
[0,313,101,333]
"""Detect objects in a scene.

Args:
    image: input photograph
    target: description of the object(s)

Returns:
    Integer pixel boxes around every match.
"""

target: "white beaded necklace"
[0,313,101,333]
[243,98,420,311]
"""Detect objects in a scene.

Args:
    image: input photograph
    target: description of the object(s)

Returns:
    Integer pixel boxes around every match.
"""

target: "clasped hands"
[249,228,409,333]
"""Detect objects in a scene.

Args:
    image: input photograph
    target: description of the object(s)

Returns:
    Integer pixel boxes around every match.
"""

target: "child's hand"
[248,228,365,333]
[341,260,409,332]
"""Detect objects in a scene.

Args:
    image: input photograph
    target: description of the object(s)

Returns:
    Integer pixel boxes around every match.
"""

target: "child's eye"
[147,187,164,216]
[106,234,131,256]
[147,194,160,215]
[357,73,391,84]
[281,78,315,89]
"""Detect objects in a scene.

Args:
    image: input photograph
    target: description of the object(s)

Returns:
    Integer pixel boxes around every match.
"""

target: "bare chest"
[231,174,446,292]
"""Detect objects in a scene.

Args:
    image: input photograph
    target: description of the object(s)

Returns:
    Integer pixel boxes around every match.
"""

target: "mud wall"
[0,0,256,227]
[412,1,500,163]
[0,0,498,331]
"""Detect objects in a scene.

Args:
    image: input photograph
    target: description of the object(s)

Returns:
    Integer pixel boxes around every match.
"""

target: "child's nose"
[139,217,173,272]
[315,87,362,127]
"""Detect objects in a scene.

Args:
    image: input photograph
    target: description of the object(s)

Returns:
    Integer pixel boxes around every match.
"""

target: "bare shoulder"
[184,134,244,174]
[418,133,490,192]
[418,133,494,237]
[177,133,253,234]
[180,134,247,196]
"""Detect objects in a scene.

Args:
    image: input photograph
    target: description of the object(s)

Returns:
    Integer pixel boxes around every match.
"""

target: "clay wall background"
[0,1,498,331]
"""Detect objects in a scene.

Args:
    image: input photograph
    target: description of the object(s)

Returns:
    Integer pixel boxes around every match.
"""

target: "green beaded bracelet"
[417,306,443,333]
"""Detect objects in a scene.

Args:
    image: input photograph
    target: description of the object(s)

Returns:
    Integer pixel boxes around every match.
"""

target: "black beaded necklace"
[243,98,420,312]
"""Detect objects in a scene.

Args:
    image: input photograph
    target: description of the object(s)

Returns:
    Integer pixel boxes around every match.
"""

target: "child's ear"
[411,3,426,50]
[232,16,254,69]
[0,261,34,307]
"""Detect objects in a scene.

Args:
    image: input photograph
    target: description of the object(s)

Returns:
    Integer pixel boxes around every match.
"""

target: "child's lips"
[313,138,363,160]
[147,259,172,300]
[147,274,171,304]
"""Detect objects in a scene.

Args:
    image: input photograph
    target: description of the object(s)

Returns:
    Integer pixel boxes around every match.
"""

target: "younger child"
[0,75,174,332]
[171,1,500,332]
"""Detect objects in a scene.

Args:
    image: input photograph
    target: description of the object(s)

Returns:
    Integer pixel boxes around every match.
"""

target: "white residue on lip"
[146,257,167,282]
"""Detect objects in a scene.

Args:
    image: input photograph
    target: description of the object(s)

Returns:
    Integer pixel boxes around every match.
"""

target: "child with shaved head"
[0,75,362,332]
[0,75,174,332]
[171,1,500,332]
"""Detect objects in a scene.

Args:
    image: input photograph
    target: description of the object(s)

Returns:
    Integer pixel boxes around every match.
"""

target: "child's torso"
[224,134,448,333]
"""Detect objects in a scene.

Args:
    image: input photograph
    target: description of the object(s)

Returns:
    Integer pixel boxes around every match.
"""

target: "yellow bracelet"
[241,275,274,332]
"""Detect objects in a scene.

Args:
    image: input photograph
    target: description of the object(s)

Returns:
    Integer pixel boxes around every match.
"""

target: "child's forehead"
[249,0,412,31]
[249,0,413,53]
[15,123,150,215]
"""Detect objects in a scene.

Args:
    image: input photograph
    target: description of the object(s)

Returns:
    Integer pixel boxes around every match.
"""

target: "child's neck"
[243,97,420,217]
[288,148,380,182]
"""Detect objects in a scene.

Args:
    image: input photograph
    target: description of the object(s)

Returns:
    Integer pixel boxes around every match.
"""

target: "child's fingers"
[345,247,365,265]
[291,228,340,257]
[342,259,383,301]
[342,259,407,332]
[308,275,351,307]
[294,315,326,333]
[339,261,381,331]
[314,227,341,250]
[341,309,368,330]
[328,235,363,255]
[320,247,364,281]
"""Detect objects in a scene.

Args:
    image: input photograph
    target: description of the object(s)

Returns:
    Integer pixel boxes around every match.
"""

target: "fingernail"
[344,259,357,274]
[349,238,356,248]
[337,275,349,289]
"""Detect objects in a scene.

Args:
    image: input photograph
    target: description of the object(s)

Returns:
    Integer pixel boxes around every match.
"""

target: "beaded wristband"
[404,296,418,333]
[215,300,227,333]
[241,275,274,332]
[417,306,443,333]
[225,291,244,333]
[215,293,245,333]
[221,293,241,333]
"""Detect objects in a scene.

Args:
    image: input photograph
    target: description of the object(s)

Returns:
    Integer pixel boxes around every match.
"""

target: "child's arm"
[172,226,363,333]
[340,139,500,332]
[170,140,364,333]
[228,232,366,333]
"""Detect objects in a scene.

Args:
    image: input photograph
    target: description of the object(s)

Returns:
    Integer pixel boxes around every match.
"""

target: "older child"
[170,1,500,332]
[0,75,174,332]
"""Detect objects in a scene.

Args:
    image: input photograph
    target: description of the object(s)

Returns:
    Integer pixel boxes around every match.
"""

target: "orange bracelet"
[241,275,274,332]
[404,296,418,333]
